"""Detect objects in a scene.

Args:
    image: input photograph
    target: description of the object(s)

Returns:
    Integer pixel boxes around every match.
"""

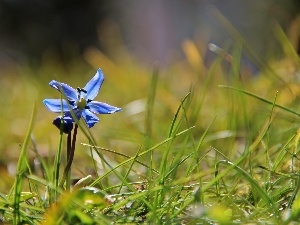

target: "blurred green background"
[0,0,299,192]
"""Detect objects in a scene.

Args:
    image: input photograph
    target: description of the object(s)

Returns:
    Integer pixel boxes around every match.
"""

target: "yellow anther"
[77,98,87,109]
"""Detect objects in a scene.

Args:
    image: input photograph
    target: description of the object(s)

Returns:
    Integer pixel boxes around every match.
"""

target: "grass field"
[1,25,300,224]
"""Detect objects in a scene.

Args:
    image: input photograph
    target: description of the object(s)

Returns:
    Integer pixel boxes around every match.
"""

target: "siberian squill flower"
[43,69,121,129]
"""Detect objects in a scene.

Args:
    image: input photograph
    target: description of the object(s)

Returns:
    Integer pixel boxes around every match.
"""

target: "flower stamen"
[77,98,87,110]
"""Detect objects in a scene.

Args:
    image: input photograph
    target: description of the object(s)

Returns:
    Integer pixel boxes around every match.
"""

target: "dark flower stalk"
[60,124,78,190]
[66,127,72,189]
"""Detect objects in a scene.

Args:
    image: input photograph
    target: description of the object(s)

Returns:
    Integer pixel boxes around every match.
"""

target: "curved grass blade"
[215,160,278,217]
[215,160,271,203]
[273,134,296,171]
[219,85,300,117]
[168,92,191,137]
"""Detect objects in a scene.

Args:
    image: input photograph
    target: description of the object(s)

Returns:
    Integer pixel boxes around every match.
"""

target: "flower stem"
[65,129,72,190]
[52,128,64,203]
[59,124,78,190]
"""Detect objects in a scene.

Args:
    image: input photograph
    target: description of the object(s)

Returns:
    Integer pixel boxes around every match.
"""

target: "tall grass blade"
[168,92,191,138]
[274,23,300,67]
[12,103,36,224]
[145,67,159,141]
[145,68,159,179]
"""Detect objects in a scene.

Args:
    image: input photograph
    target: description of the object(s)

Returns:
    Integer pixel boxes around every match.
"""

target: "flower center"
[77,98,87,110]
[76,88,89,110]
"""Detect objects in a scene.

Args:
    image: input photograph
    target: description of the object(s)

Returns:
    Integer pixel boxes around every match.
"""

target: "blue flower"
[43,69,121,128]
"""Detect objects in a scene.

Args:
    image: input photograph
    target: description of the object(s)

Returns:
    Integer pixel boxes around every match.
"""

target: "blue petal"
[88,101,122,114]
[65,110,83,122]
[49,80,78,101]
[83,69,104,100]
[43,99,70,113]
[82,110,99,128]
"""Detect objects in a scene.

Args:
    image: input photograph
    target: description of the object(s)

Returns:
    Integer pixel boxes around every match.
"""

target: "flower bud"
[52,115,73,134]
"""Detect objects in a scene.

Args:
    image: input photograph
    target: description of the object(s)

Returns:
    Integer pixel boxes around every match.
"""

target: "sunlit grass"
[0,24,300,223]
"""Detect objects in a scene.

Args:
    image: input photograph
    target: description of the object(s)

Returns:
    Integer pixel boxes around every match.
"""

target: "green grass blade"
[168,92,191,138]
[273,134,296,171]
[219,85,300,117]
[145,68,159,179]
[274,23,300,68]
[145,67,159,141]
[12,103,36,225]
